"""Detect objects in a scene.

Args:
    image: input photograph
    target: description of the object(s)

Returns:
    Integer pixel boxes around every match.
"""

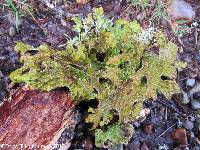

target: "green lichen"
[10,42,97,100]
[10,7,183,147]
[95,123,134,147]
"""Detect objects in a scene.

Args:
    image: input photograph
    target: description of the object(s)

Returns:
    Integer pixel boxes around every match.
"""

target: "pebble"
[186,78,196,87]
[191,146,200,150]
[171,128,188,146]
[143,123,153,134]
[190,132,195,138]
[184,147,190,150]
[76,0,90,4]
[191,99,200,110]
[184,120,194,130]
[190,116,195,122]
[182,91,190,105]
[189,83,200,97]
[9,26,16,37]
[166,0,195,20]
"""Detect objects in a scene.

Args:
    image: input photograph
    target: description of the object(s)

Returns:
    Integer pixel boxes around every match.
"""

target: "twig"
[120,4,132,18]
[179,76,190,81]
[155,123,176,141]
[165,107,168,121]
[27,9,47,35]
[157,99,183,115]
[194,27,198,49]
[173,95,192,116]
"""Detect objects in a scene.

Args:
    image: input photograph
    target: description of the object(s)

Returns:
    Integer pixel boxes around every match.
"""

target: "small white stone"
[9,26,16,37]
[186,78,196,87]
[190,132,195,138]
[184,147,190,150]
[190,116,195,122]
[192,22,198,27]
[184,120,194,130]
[191,99,200,110]
[182,91,190,105]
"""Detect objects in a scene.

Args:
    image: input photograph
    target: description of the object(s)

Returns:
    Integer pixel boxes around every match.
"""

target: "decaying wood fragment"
[0,88,77,150]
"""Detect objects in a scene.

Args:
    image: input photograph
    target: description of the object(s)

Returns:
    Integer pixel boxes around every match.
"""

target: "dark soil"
[0,0,200,150]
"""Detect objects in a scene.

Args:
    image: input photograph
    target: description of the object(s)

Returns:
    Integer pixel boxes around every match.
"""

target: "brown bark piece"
[0,88,76,150]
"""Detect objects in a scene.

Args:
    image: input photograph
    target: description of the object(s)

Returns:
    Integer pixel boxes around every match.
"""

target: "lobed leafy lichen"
[10,7,184,147]
[95,123,134,147]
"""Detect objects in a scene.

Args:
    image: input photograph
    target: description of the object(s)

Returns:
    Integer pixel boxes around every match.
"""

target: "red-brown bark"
[0,88,75,150]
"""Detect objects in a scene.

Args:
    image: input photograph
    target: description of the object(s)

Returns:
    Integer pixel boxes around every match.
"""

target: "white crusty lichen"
[138,25,157,44]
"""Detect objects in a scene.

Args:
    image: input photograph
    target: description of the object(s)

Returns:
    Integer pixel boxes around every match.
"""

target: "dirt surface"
[0,0,200,150]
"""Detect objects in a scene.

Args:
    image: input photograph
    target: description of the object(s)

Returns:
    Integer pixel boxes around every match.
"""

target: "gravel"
[191,99,200,110]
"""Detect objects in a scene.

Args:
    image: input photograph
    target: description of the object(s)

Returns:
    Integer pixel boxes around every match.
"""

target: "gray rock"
[184,120,194,130]
[9,26,16,37]
[186,78,196,87]
[191,99,200,110]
